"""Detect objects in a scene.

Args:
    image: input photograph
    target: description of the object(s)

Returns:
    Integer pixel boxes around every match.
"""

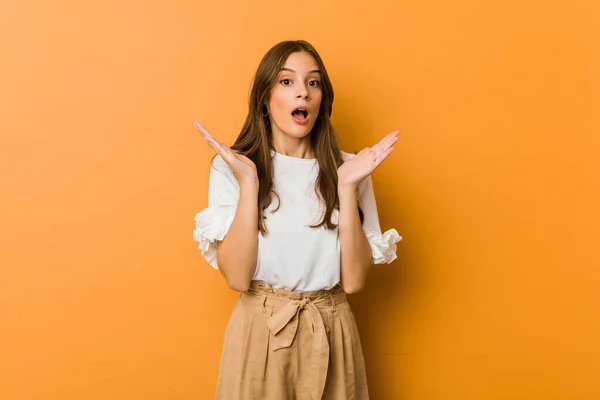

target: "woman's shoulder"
[209,154,224,168]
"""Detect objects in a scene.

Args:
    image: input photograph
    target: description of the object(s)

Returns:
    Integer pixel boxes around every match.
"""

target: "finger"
[193,122,211,142]
[194,121,225,154]
[374,146,395,168]
[381,130,400,149]
[194,122,221,147]
[372,133,400,158]
[371,130,400,153]
[193,121,211,136]
[195,125,217,146]
[207,138,225,155]
[202,132,223,152]
[193,121,211,138]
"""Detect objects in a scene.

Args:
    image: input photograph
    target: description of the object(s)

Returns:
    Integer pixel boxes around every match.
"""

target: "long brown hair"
[228,40,363,235]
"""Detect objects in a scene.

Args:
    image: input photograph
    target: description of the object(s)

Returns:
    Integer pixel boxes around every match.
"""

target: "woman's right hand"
[194,121,258,186]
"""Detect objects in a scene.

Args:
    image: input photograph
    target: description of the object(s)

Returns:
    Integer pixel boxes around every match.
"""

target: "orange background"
[1,0,599,398]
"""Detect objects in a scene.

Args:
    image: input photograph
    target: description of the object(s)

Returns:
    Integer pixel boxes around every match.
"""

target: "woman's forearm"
[216,178,259,292]
[338,184,373,293]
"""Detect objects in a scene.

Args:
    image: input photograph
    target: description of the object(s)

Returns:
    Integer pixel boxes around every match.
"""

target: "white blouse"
[193,150,402,292]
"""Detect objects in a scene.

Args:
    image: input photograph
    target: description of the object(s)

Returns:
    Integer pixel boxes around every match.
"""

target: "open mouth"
[291,107,310,124]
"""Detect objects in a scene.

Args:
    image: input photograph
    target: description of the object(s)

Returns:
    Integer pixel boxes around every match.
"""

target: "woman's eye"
[280,79,292,86]
[309,80,321,87]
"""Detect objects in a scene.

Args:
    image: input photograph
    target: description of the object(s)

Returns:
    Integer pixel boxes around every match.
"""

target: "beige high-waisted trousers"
[215,280,370,400]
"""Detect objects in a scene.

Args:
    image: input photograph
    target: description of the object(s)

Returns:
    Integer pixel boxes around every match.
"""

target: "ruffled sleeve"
[193,155,240,269]
[357,173,402,264]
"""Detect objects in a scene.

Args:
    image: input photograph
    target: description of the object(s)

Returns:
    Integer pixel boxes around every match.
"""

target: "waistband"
[244,280,347,306]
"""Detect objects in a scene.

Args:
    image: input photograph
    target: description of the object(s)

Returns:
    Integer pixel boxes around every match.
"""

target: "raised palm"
[338,130,400,188]
[194,121,257,184]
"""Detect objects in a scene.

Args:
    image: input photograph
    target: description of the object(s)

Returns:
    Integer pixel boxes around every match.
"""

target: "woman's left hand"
[337,130,401,190]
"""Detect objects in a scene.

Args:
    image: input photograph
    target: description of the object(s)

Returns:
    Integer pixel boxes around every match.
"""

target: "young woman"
[193,40,402,400]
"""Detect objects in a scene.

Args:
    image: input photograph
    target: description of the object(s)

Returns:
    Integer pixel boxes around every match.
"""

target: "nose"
[296,84,309,100]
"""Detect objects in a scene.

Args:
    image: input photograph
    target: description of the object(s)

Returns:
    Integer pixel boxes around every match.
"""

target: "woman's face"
[267,51,323,142]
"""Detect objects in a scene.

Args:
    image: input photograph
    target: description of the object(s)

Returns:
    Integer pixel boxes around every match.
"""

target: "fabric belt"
[244,281,347,400]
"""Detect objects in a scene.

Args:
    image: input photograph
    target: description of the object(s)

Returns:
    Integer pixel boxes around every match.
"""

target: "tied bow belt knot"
[261,291,344,400]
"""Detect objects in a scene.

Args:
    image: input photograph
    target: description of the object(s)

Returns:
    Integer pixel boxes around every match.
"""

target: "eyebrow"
[280,67,321,74]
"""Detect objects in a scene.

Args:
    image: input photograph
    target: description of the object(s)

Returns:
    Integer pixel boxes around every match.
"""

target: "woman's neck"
[272,137,315,159]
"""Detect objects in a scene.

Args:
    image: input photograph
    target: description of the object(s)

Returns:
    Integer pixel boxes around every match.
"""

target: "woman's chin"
[279,125,313,139]
[271,119,316,139]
